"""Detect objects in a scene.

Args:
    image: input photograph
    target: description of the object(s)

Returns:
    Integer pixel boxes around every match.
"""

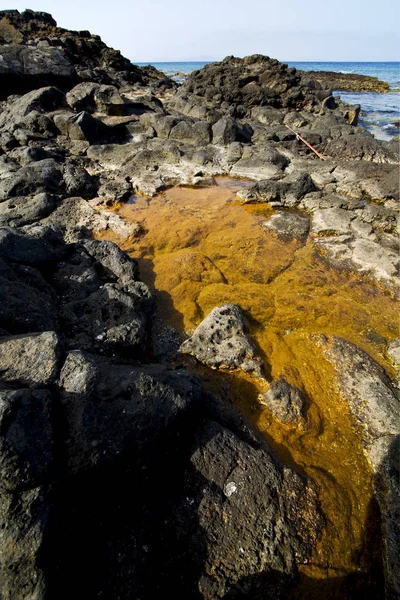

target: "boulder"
[53,111,112,144]
[238,172,315,206]
[0,45,75,98]
[230,144,289,179]
[311,208,354,236]
[181,54,332,116]
[66,82,126,115]
[0,192,57,227]
[169,119,212,145]
[212,116,240,145]
[0,158,64,200]
[59,351,202,473]
[169,420,322,598]
[0,331,60,388]
[180,304,264,378]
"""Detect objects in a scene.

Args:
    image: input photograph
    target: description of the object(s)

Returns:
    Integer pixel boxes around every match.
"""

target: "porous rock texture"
[180,304,264,378]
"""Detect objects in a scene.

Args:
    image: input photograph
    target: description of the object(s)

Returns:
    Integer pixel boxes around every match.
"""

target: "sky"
[3,0,400,62]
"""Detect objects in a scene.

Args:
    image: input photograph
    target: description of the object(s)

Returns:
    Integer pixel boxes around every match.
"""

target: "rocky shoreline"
[0,9,399,600]
[297,69,390,93]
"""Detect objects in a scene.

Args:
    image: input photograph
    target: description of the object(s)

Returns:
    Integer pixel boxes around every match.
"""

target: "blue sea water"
[137,61,400,141]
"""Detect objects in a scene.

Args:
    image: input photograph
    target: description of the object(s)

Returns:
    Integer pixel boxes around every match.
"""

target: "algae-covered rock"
[180,304,264,378]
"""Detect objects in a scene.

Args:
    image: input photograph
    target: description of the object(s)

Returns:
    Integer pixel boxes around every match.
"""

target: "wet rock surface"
[0,9,398,600]
[180,304,264,378]
[259,377,306,424]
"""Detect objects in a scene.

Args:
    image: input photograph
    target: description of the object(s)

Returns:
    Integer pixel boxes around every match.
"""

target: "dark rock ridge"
[0,9,171,98]
[298,70,390,93]
[0,9,399,599]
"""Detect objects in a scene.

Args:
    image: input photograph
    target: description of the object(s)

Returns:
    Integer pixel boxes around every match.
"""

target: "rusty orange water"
[96,178,398,597]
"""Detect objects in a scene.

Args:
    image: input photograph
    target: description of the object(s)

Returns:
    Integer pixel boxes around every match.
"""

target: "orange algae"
[96,180,398,596]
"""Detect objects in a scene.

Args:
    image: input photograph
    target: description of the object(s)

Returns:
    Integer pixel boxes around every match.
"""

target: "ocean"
[137,61,400,141]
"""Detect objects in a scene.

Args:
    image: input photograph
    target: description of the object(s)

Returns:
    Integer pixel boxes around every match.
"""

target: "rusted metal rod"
[285,124,327,160]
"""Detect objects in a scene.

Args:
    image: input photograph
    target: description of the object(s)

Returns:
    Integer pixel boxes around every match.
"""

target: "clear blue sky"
[4,0,400,61]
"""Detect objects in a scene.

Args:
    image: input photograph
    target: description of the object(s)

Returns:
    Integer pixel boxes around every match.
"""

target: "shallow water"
[97,180,398,597]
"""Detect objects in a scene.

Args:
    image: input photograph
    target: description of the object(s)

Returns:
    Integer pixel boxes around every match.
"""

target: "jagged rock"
[59,351,202,473]
[41,196,138,241]
[170,420,322,598]
[0,87,65,130]
[53,111,112,143]
[0,44,75,98]
[81,239,139,285]
[0,225,66,264]
[259,377,306,423]
[181,54,332,117]
[62,163,97,198]
[169,119,212,145]
[59,281,150,352]
[66,82,126,115]
[180,304,264,378]
[0,332,60,388]
[212,116,240,145]
[0,10,170,97]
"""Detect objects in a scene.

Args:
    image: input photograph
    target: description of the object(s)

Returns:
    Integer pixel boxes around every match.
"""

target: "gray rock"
[53,110,112,143]
[172,420,322,598]
[0,257,58,333]
[82,239,139,285]
[0,225,66,264]
[0,192,57,227]
[41,196,138,241]
[0,389,54,492]
[230,144,289,179]
[259,377,306,424]
[180,304,264,378]
[62,163,97,198]
[212,116,240,145]
[317,335,400,464]
[311,207,354,236]
[169,119,212,144]
[0,86,66,128]
[261,210,309,241]
[0,158,63,200]
[60,281,151,352]
[59,350,202,473]
[238,171,315,206]
[0,331,60,388]
[66,82,126,115]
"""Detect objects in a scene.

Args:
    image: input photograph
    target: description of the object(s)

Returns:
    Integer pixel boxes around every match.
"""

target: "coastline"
[0,10,399,600]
